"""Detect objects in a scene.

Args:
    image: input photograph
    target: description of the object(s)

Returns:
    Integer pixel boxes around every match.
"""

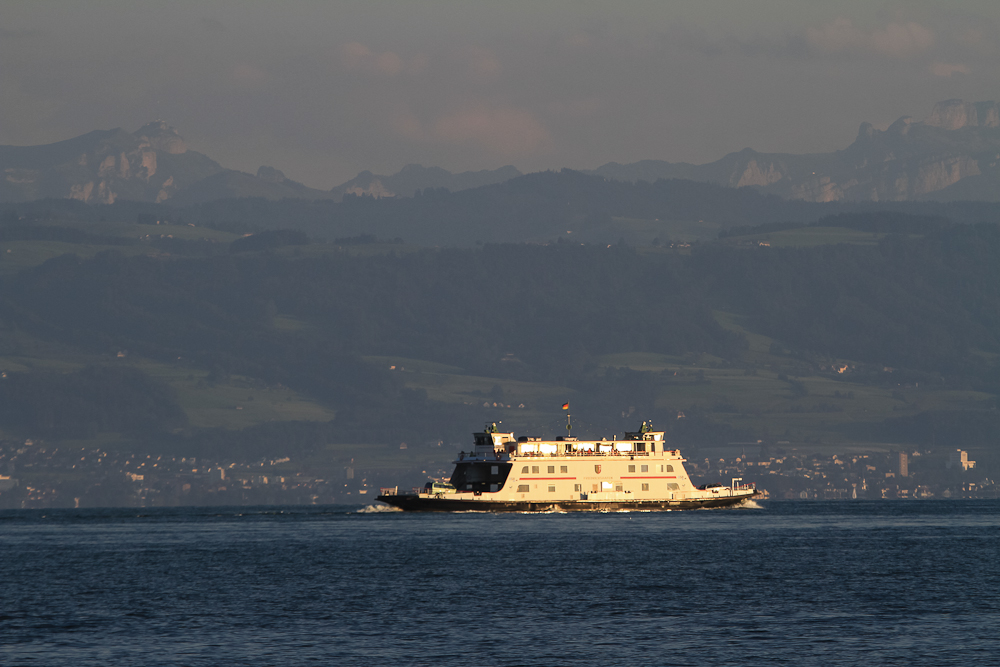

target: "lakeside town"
[1,437,994,509]
[688,446,994,500]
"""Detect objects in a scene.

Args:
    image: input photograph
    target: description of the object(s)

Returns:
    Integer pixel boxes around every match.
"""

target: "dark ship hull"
[377,494,754,512]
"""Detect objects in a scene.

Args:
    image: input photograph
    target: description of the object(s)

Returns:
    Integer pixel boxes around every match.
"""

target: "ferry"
[377,421,757,512]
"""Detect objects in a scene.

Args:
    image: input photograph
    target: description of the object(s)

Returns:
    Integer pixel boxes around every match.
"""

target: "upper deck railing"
[459,448,682,461]
[465,428,677,461]
[513,449,667,457]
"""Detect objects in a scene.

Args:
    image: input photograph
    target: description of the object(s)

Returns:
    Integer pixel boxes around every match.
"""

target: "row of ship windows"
[522,465,569,474]
[520,464,674,474]
[516,483,682,493]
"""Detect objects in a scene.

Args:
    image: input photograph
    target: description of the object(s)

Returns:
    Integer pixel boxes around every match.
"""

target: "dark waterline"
[1,500,998,666]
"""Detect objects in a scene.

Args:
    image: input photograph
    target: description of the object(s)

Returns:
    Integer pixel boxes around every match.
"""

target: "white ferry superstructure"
[377,422,757,512]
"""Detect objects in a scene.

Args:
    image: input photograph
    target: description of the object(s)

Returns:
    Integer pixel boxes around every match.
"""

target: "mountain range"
[2,99,999,205]
[591,99,1000,203]
[328,163,522,200]
[0,120,338,206]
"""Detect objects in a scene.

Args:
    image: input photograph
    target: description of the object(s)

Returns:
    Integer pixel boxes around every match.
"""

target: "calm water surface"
[1,501,997,666]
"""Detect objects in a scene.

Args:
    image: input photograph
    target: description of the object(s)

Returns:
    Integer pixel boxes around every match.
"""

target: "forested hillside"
[1,200,999,507]
[6,173,1000,246]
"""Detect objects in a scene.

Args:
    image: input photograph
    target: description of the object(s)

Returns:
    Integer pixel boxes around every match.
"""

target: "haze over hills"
[592,99,1000,203]
[3,99,1000,207]
[0,120,522,206]
[328,98,1000,203]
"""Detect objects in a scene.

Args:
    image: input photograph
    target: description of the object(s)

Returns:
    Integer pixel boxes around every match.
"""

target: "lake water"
[1,500,997,666]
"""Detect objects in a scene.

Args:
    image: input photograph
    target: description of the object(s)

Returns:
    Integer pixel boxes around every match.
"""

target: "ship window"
[560,465,568,473]
[490,483,498,492]
[642,483,649,491]
[641,464,648,472]
[522,466,529,473]
[628,465,636,473]
[592,484,600,492]
[531,466,539,474]
[491,466,499,475]
[615,484,623,492]
[668,483,679,490]
[518,484,530,492]
[666,465,674,472]
[548,485,556,493]
[547,465,555,474]
[659,465,664,472]
[574,484,581,492]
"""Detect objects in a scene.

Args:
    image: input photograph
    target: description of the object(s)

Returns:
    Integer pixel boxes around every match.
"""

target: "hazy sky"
[2,1,1000,188]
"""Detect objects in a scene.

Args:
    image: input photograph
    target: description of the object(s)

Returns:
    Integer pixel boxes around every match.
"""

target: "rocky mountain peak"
[925,99,1000,130]
[397,163,451,178]
[887,115,917,137]
[256,166,286,183]
[135,120,187,154]
[855,122,876,142]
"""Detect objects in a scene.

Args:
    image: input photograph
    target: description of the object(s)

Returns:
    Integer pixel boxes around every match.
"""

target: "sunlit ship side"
[377,423,757,512]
